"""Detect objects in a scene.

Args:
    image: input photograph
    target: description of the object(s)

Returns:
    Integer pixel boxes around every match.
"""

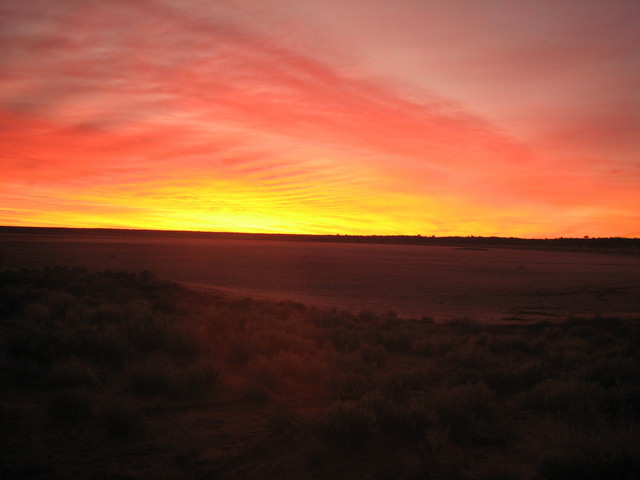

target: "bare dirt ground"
[1,233,639,321]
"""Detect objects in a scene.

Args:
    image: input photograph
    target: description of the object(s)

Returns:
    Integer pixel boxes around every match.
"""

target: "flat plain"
[1,232,639,321]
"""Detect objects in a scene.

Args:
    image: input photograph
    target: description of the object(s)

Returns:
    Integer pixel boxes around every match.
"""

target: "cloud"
[0,0,638,236]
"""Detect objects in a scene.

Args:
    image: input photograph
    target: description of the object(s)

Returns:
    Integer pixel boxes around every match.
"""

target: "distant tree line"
[1,226,638,253]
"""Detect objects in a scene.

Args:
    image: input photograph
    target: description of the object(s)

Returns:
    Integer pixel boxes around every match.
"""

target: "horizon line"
[0,225,637,241]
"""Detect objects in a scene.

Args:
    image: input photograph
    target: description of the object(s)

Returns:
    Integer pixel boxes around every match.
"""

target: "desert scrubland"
[1,260,640,479]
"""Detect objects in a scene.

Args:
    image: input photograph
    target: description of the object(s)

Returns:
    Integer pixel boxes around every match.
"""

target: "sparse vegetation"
[1,266,639,479]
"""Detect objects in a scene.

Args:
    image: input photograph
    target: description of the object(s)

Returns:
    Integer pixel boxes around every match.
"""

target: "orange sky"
[1,0,639,237]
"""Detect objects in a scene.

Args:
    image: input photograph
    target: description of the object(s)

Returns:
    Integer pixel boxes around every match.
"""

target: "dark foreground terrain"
[1,267,640,479]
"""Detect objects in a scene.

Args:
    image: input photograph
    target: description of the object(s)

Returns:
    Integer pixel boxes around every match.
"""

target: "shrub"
[581,356,640,388]
[312,310,345,328]
[358,310,377,322]
[0,282,43,318]
[254,328,316,357]
[610,384,640,420]
[318,400,378,448]
[429,382,505,445]
[0,354,47,387]
[269,351,331,385]
[377,327,413,353]
[327,326,361,353]
[244,373,272,403]
[24,303,51,324]
[102,401,141,439]
[518,379,608,424]
[48,359,99,389]
[538,450,640,480]
[224,332,258,364]
[329,369,372,400]
[5,331,65,366]
[75,327,127,368]
[180,361,219,397]
[89,302,126,325]
[125,314,167,354]
[360,390,429,440]
[46,388,92,424]
[126,358,218,398]
[359,344,387,369]
[266,404,299,436]
[126,357,175,396]
[45,291,79,320]
[481,360,546,395]
[488,335,537,355]
[379,370,432,402]
[415,336,455,357]
[163,322,206,362]
[422,422,451,454]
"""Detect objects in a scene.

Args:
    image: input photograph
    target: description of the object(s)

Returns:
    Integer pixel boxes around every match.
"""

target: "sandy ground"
[1,233,639,321]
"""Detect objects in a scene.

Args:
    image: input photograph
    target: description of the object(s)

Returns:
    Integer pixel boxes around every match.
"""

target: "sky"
[1,0,639,237]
